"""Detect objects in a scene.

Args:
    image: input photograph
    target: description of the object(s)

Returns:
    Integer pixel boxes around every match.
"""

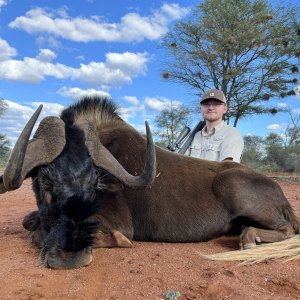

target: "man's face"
[200,99,227,122]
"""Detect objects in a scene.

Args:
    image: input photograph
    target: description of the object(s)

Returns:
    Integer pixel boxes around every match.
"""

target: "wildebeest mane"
[60,96,123,128]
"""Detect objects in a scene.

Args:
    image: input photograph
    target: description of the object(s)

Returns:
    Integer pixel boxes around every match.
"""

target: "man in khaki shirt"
[187,89,244,162]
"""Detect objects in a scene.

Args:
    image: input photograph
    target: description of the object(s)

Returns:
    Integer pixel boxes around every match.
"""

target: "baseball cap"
[201,89,227,104]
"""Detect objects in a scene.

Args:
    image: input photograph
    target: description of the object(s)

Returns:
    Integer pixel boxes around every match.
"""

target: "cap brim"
[201,98,226,104]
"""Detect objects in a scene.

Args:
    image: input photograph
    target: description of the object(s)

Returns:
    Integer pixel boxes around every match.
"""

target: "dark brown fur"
[98,130,299,243]
[4,97,300,268]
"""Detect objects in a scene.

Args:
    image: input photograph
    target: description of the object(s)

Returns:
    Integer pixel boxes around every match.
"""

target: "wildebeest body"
[77,114,296,242]
[1,96,299,269]
[98,143,293,243]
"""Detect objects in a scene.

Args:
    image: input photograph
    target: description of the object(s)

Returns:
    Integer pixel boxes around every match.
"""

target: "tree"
[263,132,285,170]
[0,97,6,116]
[154,103,191,148]
[0,133,10,165]
[0,98,10,166]
[284,108,300,146]
[161,0,300,126]
[241,135,264,169]
[263,132,300,172]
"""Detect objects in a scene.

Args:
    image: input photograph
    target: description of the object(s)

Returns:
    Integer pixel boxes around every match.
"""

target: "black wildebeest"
[1,97,299,269]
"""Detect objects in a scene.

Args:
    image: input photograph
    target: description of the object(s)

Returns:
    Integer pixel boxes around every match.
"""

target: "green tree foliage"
[0,97,7,115]
[241,135,264,169]
[0,133,10,166]
[242,131,300,172]
[0,98,10,166]
[264,133,300,172]
[161,0,300,126]
[264,133,286,170]
[154,103,191,148]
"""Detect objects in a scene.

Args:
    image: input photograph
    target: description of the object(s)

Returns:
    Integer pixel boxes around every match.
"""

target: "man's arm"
[219,131,244,162]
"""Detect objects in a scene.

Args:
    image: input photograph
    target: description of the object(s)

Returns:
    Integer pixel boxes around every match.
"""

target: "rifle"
[167,126,191,152]
[167,120,205,154]
[176,120,205,154]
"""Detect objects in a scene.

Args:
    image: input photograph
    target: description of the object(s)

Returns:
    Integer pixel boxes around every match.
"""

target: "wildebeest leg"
[93,230,133,248]
[240,225,295,249]
[22,210,40,231]
[22,211,46,248]
[213,168,299,250]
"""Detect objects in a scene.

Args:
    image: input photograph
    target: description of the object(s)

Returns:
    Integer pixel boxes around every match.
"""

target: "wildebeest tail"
[202,235,300,263]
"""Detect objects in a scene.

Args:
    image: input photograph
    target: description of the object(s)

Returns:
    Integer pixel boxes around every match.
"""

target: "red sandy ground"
[0,178,299,300]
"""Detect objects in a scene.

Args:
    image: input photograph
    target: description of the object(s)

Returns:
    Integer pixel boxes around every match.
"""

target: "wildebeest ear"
[96,169,124,192]
[1,107,66,193]
[105,181,124,192]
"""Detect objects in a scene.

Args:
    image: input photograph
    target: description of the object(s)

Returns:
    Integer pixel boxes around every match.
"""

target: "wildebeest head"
[0,98,156,269]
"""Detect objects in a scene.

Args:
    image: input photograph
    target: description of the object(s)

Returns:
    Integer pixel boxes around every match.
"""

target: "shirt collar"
[201,121,225,136]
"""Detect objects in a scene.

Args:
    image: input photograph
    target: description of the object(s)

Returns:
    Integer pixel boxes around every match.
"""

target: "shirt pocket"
[189,146,202,157]
[205,141,220,152]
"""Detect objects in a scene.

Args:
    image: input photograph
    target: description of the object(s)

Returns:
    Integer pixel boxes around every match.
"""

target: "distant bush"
[0,133,10,167]
[242,133,300,173]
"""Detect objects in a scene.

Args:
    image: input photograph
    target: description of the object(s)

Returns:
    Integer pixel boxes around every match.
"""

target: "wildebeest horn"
[0,106,66,193]
[77,121,156,188]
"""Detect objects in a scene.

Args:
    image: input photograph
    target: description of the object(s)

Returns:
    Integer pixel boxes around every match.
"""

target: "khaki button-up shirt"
[187,121,244,162]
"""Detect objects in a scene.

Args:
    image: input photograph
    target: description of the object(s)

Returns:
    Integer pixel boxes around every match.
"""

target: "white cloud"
[0,98,149,145]
[0,56,74,83]
[277,102,289,108]
[119,105,145,121]
[129,123,148,134]
[295,85,300,96]
[77,52,149,87]
[75,55,85,61]
[30,101,65,115]
[0,47,149,88]
[106,52,148,75]
[267,124,282,130]
[0,100,64,145]
[36,48,57,62]
[36,35,62,49]
[122,96,139,105]
[0,0,7,11]
[1,96,163,147]
[292,108,300,115]
[9,4,190,43]
[58,86,111,100]
[0,38,17,61]
[144,96,183,112]
[160,3,189,19]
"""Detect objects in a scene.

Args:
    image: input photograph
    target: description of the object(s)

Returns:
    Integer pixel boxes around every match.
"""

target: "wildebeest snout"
[23,211,95,269]
[40,245,93,269]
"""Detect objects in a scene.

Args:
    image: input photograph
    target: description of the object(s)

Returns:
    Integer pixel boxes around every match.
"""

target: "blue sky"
[0,0,299,145]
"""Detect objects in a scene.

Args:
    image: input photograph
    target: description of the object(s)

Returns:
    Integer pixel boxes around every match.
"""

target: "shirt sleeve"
[219,130,244,162]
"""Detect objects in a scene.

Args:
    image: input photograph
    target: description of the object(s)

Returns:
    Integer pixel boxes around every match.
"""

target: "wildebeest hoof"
[93,230,133,248]
[112,230,133,248]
